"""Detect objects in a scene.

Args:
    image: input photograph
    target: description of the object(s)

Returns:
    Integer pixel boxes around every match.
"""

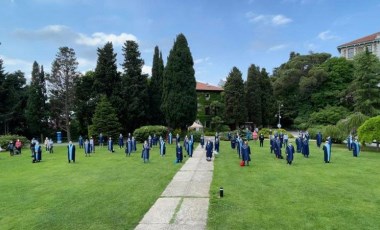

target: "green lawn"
[0,143,183,230]
[208,140,380,230]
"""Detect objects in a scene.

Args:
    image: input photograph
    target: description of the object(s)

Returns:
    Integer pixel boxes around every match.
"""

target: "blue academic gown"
[125,139,132,156]
[187,139,193,157]
[316,133,322,148]
[200,136,205,148]
[119,136,124,148]
[347,135,353,150]
[295,137,301,153]
[159,140,166,156]
[108,140,114,152]
[176,145,183,163]
[302,139,309,157]
[206,141,213,160]
[142,144,150,162]
[352,141,360,157]
[78,136,83,148]
[323,143,331,163]
[67,144,75,163]
[214,138,220,153]
[84,141,91,155]
[286,144,295,164]
[241,144,251,163]
[168,133,172,144]
[274,139,282,159]
[34,144,42,162]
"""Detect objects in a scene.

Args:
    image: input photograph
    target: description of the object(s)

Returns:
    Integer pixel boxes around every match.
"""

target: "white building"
[337,32,380,60]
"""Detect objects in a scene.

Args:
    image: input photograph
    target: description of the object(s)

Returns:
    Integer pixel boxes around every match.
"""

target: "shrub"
[133,126,168,143]
[357,115,380,150]
[322,125,345,143]
[258,128,294,139]
[0,135,30,149]
[307,126,325,140]
[309,105,349,126]
[187,131,203,142]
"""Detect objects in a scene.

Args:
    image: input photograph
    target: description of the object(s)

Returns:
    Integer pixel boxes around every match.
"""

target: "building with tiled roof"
[337,32,380,59]
[196,82,224,129]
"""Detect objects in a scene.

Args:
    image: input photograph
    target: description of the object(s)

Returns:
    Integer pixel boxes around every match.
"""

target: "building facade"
[196,82,223,129]
[337,32,380,60]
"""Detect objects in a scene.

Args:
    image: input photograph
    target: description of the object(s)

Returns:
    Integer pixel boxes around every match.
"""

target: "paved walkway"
[135,144,214,230]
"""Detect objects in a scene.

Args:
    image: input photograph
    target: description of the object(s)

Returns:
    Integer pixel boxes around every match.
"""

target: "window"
[348,48,354,59]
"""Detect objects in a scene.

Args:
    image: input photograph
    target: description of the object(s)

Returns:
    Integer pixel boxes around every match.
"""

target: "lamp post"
[275,103,283,129]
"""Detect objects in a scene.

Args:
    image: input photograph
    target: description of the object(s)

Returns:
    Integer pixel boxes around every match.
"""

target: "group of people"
[7,139,23,156]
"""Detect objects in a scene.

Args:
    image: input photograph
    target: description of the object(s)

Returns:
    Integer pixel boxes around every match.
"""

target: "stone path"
[135,144,214,230]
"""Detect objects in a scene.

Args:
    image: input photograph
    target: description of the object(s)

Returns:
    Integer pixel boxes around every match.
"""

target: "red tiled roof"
[338,32,380,48]
[196,82,223,91]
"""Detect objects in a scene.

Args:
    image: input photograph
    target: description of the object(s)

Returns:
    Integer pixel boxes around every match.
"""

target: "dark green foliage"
[257,128,294,139]
[323,125,345,143]
[187,131,203,142]
[307,125,325,140]
[47,47,79,142]
[133,125,168,142]
[162,34,197,130]
[0,134,30,149]
[121,40,149,132]
[149,46,165,125]
[245,64,262,126]
[25,62,48,138]
[224,67,247,129]
[260,68,275,127]
[89,95,121,140]
[309,106,350,126]
[336,112,369,135]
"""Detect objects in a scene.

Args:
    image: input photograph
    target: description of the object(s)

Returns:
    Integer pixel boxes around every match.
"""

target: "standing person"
[132,136,137,152]
[184,135,189,154]
[78,135,83,149]
[227,132,231,141]
[283,133,289,147]
[118,134,124,149]
[153,134,158,146]
[90,137,95,153]
[168,132,172,145]
[252,130,258,142]
[285,142,295,165]
[270,135,275,154]
[99,133,104,147]
[8,141,14,156]
[347,134,353,151]
[302,138,310,158]
[33,142,42,163]
[295,136,301,153]
[142,140,150,163]
[323,140,331,163]
[205,139,213,161]
[187,137,193,157]
[125,138,132,157]
[274,136,283,159]
[48,139,54,153]
[200,134,205,148]
[215,132,219,143]
[30,138,36,158]
[67,141,76,163]
[259,133,264,147]
[176,133,180,144]
[44,137,49,152]
[15,139,22,154]
[316,132,323,148]
[148,135,153,148]
[108,137,114,153]
[241,141,251,166]
[231,135,236,149]
[236,136,243,158]
[214,137,220,153]
[159,137,166,157]
[352,139,360,157]
[84,139,91,157]
[176,142,183,163]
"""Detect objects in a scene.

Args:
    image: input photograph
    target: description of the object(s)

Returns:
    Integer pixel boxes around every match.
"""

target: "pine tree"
[0,59,8,134]
[149,46,165,124]
[260,68,275,126]
[121,40,149,132]
[90,95,121,140]
[162,33,197,130]
[245,64,262,127]
[224,67,247,129]
[47,47,79,142]
[25,61,48,138]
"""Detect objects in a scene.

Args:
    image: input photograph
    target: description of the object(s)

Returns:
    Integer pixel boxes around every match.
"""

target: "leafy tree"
[0,59,9,134]
[224,67,247,129]
[25,61,48,139]
[357,115,380,151]
[260,68,275,127]
[309,105,350,125]
[149,46,165,125]
[336,112,369,136]
[89,95,121,140]
[93,42,120,98]
[47,47,79,142]
[162,34,197,130]
[351,49,380,116]
[245,64,262,126]
[121,40,149,132]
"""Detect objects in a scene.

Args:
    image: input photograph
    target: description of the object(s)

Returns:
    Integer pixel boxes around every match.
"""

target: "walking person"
[241,141,251,166]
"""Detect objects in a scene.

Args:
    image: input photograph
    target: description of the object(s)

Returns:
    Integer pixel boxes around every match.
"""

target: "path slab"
[138,198,180,224]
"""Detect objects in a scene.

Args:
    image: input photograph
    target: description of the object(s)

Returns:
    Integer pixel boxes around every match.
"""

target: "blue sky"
[1,0,379,85]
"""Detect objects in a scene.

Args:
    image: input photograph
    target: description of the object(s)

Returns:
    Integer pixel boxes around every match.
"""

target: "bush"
[187,131,203,142]
[357,115,380,148]
[0,135,30,149]
[133,126,168,143]
[309,106,350,126]
[258,128,294,139]
[307,126,325,140]
[322,125,345,143]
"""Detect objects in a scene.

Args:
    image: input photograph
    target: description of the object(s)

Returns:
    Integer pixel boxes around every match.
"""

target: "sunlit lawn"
[208,140,380,230]
[0,143,183,230]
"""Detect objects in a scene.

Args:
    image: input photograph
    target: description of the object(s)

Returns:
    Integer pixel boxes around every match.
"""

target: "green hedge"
[258,128,294,139]
[0,135,30,149]
[133,126,168,143]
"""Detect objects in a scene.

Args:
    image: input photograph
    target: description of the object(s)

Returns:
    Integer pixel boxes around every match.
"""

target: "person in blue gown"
[142,140,150,163]
[78,135,83,149]
[270,135,275,154]
[347,134,353,151]
[302,138,309,158]
[295,136,301,153]
[352,139,360,157]
[132,136,137,152]
[231,135,236,149]
[322,140,331,163]
[168,132,172,145]
[205,139,213,161]
[176,133,180,145]
[67,141,76,163]
[84,139,91,157]
[118,134,124,149]
[214,137,220,153]
[274,136,283,159]
[187,138,193,157]
[285,142,295,165]
[316,132,322,148]
[33,142,42,163]
[200,135,205,148]
[241,141,251,166]
[108,137,114,153]
[125,138,132,156]
[159,137,166,157]
[176,142,183,163]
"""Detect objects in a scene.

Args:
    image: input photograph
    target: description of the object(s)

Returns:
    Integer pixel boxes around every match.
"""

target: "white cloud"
[194,57,211,65]
[76,32,137,47]
[1,55,34,82]
[268,44,287,51]
[142,65,152,76]
[317,30,339,41]
[246,12,292,26]
[77,57,96,71]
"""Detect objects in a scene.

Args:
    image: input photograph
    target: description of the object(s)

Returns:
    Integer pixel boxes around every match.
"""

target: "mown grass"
[208,140,380,230]
[0,143,184,230]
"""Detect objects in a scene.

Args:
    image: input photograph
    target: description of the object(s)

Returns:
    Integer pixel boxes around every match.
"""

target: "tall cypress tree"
[260,68,275,127]
[224,67,247,129]
[121,40,149,132]
[0,59,8,134]
[149,46,165,125]
[245,64,262,127]
[25,61,48,138]
[162,33,197,130]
